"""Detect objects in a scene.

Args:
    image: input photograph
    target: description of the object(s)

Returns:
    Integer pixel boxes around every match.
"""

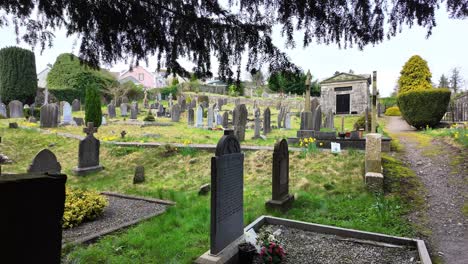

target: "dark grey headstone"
[313,105,322,131]
[27,149,62,174]
[266,139,294,211]
[171,104,181,122]
[107,104,116,118]
[73,117,84,126]
[188,108,195,126]
[233,104,247,141]
[210,130,244,255]
[222,112,229,128]
[71,99,81,111]
[73,122,103,175]
[133,166,145,184]
[8,100,23,118]
[40,103,59,128]
[263,107,271,135]
[130,103,138,119]
[350,130,360,139]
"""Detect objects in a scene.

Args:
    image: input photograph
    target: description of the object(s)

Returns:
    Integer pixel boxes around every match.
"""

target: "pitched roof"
[320,72,371,85]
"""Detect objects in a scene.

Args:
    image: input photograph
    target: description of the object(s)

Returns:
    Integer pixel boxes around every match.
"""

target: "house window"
[138,73,144,81]
[334,86,352,92]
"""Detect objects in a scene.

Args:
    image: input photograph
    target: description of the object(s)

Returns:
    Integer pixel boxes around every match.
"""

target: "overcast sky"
[0,7,466,97]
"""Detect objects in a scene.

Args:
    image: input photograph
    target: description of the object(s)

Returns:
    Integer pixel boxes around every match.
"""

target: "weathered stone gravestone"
[171,104,181,122]
[61,102,73,125]
[0,102,7,118]
[73,117,84,126]
[233,104,248,141]
[313,105,322,131]
[130,102,138,119]
[196,105,204,128]
[40,103,59,128]
[222,111,229,128]
[121,96,129,104]
[277,107,284,128]
[8,100,23,118]
[133,166,145,184]
[207,106,214,128]
[27,149,62,174]
[157,104,165,117]
[365,134,383,192]
[73,122,104,175]
[266,139,294,211]
[310,97,320,113]
[120,103,128,117]
[252,108,262,139]
[324,109,334,129]
[217,98,224,110]
[107,103,116,118]
[72,99,81,111]
[209,130,244,256]
[188,108,195,126]
[284,112,292,129]
[216,112,223,126]
[263,107,271,135]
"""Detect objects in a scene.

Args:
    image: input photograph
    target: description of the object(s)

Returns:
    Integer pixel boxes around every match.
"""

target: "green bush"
[384,106,401,116]
[197,95,209,106]
[160,85,178,99]
[397,89,451,129]
[0,46,38,104]
[353,112,378,132]
[50,88,83,103]
[23,107,41,119]
[398,55,432,93]
[85,85,102,127]
[63,187,108,229]
[143,112,155,121]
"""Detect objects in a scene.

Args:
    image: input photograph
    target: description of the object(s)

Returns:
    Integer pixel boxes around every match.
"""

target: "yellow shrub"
[63,187,108,229]
[385,106,401,116]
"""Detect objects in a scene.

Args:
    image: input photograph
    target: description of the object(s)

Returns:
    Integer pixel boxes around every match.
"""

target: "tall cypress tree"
[0,46,37,103]
[85,85,102,127]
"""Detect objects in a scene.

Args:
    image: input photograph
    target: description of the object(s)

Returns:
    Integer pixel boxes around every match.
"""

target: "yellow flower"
[299,141,303,147]
[320,142,323,146]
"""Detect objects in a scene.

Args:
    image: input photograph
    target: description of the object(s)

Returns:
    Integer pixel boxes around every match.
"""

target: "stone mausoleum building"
[320,72,371,115]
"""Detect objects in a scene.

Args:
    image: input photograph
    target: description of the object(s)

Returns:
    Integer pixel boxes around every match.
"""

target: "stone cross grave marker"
[210,130,244,255]
[40,103,59,128]
[233,104,247,141]
[62,102,73,124]
[263,107,271,135]
[107,103,116,118]
[27,149,62,174]
[222,111,229,128]
[196,105,204,128]
[73,122,104,175]
[266,139,294,210]
[72,99,81,111]
[120,103,128,117]
[8,100,23,118]
[188,108,194,126]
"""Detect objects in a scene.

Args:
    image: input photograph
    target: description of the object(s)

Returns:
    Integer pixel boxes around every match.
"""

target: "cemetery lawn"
[1,126,415,263]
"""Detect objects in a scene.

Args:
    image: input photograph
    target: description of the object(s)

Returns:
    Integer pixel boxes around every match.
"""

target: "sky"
[0,7,467,97]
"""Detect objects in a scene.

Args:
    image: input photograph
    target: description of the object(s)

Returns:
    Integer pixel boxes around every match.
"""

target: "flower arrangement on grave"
[299,137,318,157]
[257,230,286,264]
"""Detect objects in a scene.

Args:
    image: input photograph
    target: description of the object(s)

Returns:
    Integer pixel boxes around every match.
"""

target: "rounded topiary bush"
[63,188,108,229]
[384,106,401,116]
[397,88,451,129]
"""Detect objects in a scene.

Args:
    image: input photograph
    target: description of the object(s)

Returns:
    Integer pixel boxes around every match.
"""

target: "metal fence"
[442,93,468,122]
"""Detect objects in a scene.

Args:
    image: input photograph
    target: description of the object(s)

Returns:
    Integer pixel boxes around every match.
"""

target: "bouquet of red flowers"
[259,240,286,264]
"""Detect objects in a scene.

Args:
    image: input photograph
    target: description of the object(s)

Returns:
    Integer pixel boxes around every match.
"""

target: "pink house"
[115,66,167,89]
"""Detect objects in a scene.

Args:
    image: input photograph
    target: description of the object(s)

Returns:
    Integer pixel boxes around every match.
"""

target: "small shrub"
[397,89,451,129]
[23,107,40,119]
[143,112,155,121]
[353,113,378,131]
[384,106,401,116]
[63,187,108,229]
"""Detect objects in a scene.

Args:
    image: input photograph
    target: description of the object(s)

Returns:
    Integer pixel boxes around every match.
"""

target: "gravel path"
[253,225,420,264]
[62,194,168,244]
[386,116,468,264]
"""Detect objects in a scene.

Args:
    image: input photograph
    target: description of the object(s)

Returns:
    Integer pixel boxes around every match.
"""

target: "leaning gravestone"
[222,111,229,128]
[196,105,204,128]
[8,100,23,118]
[233,104,248,141]
[72,99,81,111]
[0,102,6,118]
[73,122,104,175]
[107,103,116,118]
[120,103,128,117]
[210,130,244,256]
[171,104,181,122]
[27,149,62,174]
[263,107,271,135]
[266,139,294,211]
[188,108,195,126]
[40,103,59,128]
[61,102,73,125]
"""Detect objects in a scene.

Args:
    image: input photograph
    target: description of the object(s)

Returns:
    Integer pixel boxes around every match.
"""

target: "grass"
[0,124,416,263]
[421,123,468,148]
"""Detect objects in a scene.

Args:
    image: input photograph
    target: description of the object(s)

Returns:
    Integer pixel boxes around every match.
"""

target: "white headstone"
[196,105,203,128]
[62,102,72,124]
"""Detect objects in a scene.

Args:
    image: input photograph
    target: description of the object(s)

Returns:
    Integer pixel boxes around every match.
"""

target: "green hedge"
[50,88,84,103]
[397,89,451,129]
[384,106,401,116]
[160,85,178,100]
[23,107,41,119]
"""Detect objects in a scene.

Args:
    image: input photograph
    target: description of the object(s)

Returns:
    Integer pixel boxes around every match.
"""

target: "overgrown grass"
[421,124,468,148]
[1,125,415,263]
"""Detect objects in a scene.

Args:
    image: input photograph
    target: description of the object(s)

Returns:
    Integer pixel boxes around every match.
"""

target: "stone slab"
[72,165,104,176]
[365,172,384,193]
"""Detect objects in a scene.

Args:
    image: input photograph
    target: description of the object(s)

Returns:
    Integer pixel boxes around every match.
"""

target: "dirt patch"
[386,117,468,264]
